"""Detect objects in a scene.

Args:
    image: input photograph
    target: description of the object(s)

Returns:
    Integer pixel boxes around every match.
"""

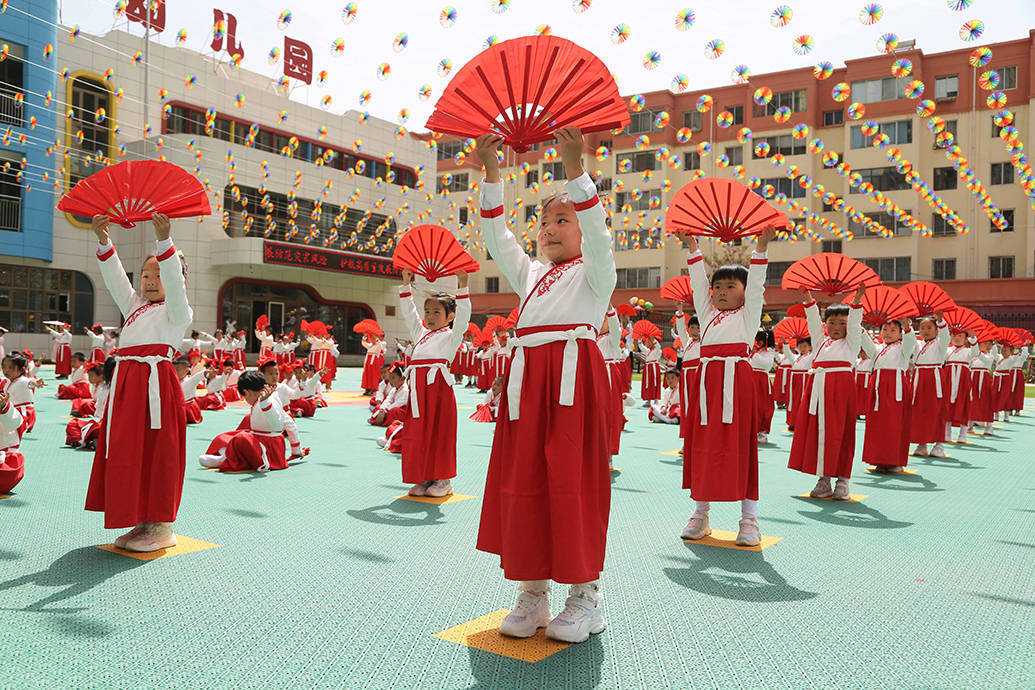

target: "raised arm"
[475,134,533,295]
[901,323,917,360]
[934,314,950,360]
[398,270,425,342]
[744,228,775,331]
[803,297,823,343]
[685,242,715,326]
[674,307,690,347]
[446,273,472,354]
[844,285,865,356]
[606,309,621,352]
[859,331,877,358]
[153,215,193,331]
[93,215,139,318]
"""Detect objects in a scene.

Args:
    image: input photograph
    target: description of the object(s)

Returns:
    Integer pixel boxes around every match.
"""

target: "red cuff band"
[97,246,115,262]
[156,245,177,261]
[850,304,863,310]
[455,294,470,300]
[480,206,504,219]
[687,255,703,266]
[749,258,768,265]
[804,300,817,307]
[573,196,600,212]
[399,291,412,298]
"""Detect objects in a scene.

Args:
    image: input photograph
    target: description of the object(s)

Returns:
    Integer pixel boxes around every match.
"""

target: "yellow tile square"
[661,449,682,456]
[97,534,221,561]
[797,493,868,502]
[865,467,918,475]
[682,529,782,551]
[395,493,476,505]
[433,609,571,662]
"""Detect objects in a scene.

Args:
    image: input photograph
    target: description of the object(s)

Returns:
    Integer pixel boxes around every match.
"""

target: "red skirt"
[369,406,407,427]
[66,417,101,446]
[184,399,203,424]
[622,357,633,394]
[476,359,493,390]
[361,353,383,390]
[401,376,457,483]
[58,381,91,400]
[786,370,807,428]
[85,348,186,528]
[968,370,994,423]
[788,370,857,478]
[855,371,872,414]
[196,392,225,411]
[640,360,661,401]
[752,370,774,435]
[678,365,699,442]
[232,349,246,370]
[862,369,911,467]
[909,367,947,443]
[477,339,610,584]
[606,361,625,455]
[91,347,106,362]
[207,418,288,472]
[1008,370,1025,411]
[684,356,757,501]
[223,386,241,403]
[259,346,273,360]
[773,365,790,404]
[0,450,24,493]
[275,351,295,368]
[55,343,72,376]
[14,404,35,437]
[289,397,318,418]
[469,404,496,423]
[450,350,465,376]
[943,365,971,426]
[71,398,97,418]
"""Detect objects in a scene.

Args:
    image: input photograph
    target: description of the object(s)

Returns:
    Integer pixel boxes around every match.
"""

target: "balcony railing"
[0,87,25,128]
[0,193,21,232]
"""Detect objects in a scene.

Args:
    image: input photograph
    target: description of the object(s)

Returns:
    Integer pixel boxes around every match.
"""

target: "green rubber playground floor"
[1,366,1032,689]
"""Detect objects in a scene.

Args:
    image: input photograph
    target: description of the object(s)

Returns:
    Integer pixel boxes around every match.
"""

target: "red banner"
[263,241,401,279]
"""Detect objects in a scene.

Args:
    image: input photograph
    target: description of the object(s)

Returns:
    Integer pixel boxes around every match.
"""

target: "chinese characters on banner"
[283,37,313,84]
[212,8,245,60]
[262,241,402,279]
[126,0,166,32]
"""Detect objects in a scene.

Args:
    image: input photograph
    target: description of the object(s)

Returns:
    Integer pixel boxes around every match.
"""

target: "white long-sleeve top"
[399,284,471,416]
[787,344,816,372]
[638,341,661,363]
[996,353,1023,373]
[871,330,917,371]
[804,301,864,367]
[273,341,299,356]
[673,312,701,362]
[248,396,301,457]
[299,375,323,399]
[206,373,228,395]
[6,376,37,409]
[87,331,106,352]
[969,346,997,373]
[180,371,206,402]
[376,383,409,414]
[0,397,24,450]
[180,338,201,355]
[945,342,977,366]
[911,321,950,367]
[658,384,679,410]
[94,382,110,418]
[103,333,118,353]
[69,365,87,386]
[47,327,72,345]
[362,339,386,356]
[483,389,502,414]
[596,309,623,362]
[749,347,777,372]
[255,330,275,351]
[213,337,230,353]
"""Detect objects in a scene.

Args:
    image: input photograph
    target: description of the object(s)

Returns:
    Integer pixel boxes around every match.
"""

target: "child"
[464,334,479,387]
[943,330,976,443]
[450,338,468,385]
[212,329,228,364]
[103,329,119,355]
[637,333,662,407]
[749,330,777,444]
[909,313,949,457]
[174,358,206,425]
[0,391,25,495]
[397,268,470,497]
[862,318,915,472]
[968,340,998,434]
[679,228,776,547]
[994,344,1020,421]
[86,212,191,552]
[475,340,496,392]
[71,359,106,417]
[361,334,386,394]
[369,364,409,426]
[648,369,682,424]
[673,308,701,448]
[196,360,229,411]
[369,365,391,410]
[394,338,412,369]
[222,358,243,402]
[258,358,294,414]
[773,337,793,408]
[855,343,875,418]
[2,354,41,437]
[57,353,92,399]
[46,322,73,378]
[289,365,323,418]
[494,331,513,382]
[255,325,275,361]
[199,371,303,472]
[784,337,814,430]
[475,128,614,644]
[66,359,113,450]
[85,324,107,362]
[787,288,866,499]
[232,330,248,370]
[470,377,504,422]
[596,308,626,460]
[273,333,299,372]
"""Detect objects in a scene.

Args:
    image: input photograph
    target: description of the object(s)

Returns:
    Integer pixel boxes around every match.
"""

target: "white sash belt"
[406,361,450,418]
[698,356,748,425]
[946,362,966,402]
[105,353,172,458]
[912,364,943,403]
[807,365,853,476]
[872,368,904,412]
[507,326,596,421]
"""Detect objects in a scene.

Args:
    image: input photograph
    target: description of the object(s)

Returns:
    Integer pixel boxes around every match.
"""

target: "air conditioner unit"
[935,93,957,101]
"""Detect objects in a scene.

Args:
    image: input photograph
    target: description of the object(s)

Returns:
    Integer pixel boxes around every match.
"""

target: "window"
[683,150,702,170]
[724,105,744,126]
[595,176,613,192]
[615,189,660,212]
[850,120,911,149]
[0,265,94,333]
[860,257,911,282]
[682,110,703,132]
[932,258,956,281]
[931,214,955,236]
[627,109,660,135]
[766,261,794,286]
[615,267,661,289]
[0,151,20,232]
[67,76,114,190]
[991,209,1015,233]
[995,65,1018,90]
[989,256,1014,279]
[724,146,743,166]
[822,110,844,127]
[821,240,843,253]
[0,41,25,127]
[525,169,538,187]
[992,117,1005,138]
[751,89,807,117]
[761,177,806,199]
[524,205,537,223]
[543,161,566,179]
[849,211,913,237]
[628,151,658,173]
[934,75,959,99]
[436,140,465,161]
[990,162,1014,185]
[752,135,807,158]
[850,167,910,193]
[933,167,958,191]
[485,276,499,293]
[850,76,907,104]
[436,173,468,193]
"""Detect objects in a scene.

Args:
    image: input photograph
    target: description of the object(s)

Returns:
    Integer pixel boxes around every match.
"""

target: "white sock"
[915,444,927,453]
[944,421,952,439]
[741,499,758,519]
[957,427,968,441]
[693,500,711,516]
[837,477,849,483]
[518,579,550,595]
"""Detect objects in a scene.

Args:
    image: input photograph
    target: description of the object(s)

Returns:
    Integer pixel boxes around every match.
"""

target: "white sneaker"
[913,444,929,457]
[546,583,606,643]
[735,517,761,547]
[199,454,222,468]
[956,428,968,444]
[499,590,551,638]
[983,423,994,435]
[407,482,428,496]
[376,437,387,448]
[680,513,711,540]
[810,477,833,498]
[832,479,850,500]
[124,523,177,552]
[425,479,453,498]
[641,401,652,408]
[757,432,768,444]
[930,443,947,458]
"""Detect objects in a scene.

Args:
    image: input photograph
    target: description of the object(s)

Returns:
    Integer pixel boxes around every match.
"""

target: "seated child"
[174,358,206,425]
[70,359,106,417]
[648,369,682,424]
[196,360,230,411]
[198,371,304,472]
[222,358,242,402]
[369,363,408,426]
[289,365,323,418]
[57,353,92,399]
[3,353,42,437]
[470,377,504,422]
[0,390,25,494]
[66,359,114,449]
[369,365,391,410]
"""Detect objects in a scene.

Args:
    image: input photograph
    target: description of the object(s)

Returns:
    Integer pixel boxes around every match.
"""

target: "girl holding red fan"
[86,213,192,552]
[784,337,814,430]
[749,329,777,444]
[596,308,625,464]
[862,318,915,472]
[787,287,866,499]
[255,323,274,361]
[638,332,662,406]
[943,330,977,443]
[45,323,73,379]
[85,325,107,362]
[673,305,701,447]
[909,314,949,458]
[361,334,385,395]
[397,268,471,498]
[679,227,776,548]
[475,127,614,644]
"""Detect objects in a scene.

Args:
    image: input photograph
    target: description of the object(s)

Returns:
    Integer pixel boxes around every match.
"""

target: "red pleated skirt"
[477,340,610,584]
[223,386,241,403]
[71,398,97,418]
[788,371,857,478]
[606,360,625,455]
[58,381,91,400]
[622,357,632,394]
[15,405,35,437]
[855,371,872,415]
[259,346,273,360]
[85,348,186,529]
[464,351,479,377]
[968,371,994,423]
[207,418,288,472]
[773,365,790,404]
[196,392,226,411]
[909,368,947,443]
[641,361,661,401]
[233,350,246,370]
[55,343,72,376]
[184,399,203,424]
[369,406,407,427]
[786,370,808,428]
[0,450,24,493]
[684,358,758,501]
[289,398,318,418]
[477,359,493,390]
[91,347,106,362]
[450,351,464,375]
[752,370,774,435]
[943,365,971,426]
[862,370,911,467]
[361,353,383,390]
[400,376,457,483]
[1008,370,1025,411]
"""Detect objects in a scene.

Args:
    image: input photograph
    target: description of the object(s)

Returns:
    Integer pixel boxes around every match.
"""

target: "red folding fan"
[1013,327,1035,345]
[57,160,211,228]
[786,304,806,318]
[353,319,384,336]
[615,303,637,318]
[660,276,693,304]
[942,307,983,336]
[781,253,882,297]
[484,315,509,333]
[662,347,677,361]
[255,314,269,331]
[504,307,519,329]
[900,281,956,316]
[392,225,480,282]
[846,286,918,327]
[465,322,482,337]
[631,319,662,341]
[665,178,792,244]
[425,34,630,153]
[997,327,1022,347]
[774,317,809,344]
[973,320,997,343]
